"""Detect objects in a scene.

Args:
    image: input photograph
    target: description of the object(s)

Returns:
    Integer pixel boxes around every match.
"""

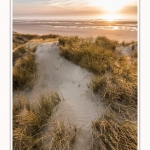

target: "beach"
[13,20,137,42]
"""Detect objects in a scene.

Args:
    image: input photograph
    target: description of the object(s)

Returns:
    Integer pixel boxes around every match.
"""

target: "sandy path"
[16,42,104,149]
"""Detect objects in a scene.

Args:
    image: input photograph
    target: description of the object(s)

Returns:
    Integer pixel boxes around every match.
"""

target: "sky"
[13,0,138,20]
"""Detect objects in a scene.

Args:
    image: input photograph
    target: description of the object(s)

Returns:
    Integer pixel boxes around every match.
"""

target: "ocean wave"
[40,25,137,31]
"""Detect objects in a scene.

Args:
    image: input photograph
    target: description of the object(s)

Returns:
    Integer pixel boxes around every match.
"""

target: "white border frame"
[3,0,148,149]
[0,0,11,149]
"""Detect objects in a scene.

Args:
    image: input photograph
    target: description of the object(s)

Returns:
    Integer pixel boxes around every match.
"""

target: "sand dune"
[17,42,104,149]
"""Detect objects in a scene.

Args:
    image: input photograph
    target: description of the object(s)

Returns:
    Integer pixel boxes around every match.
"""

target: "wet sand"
[13,23,137,42]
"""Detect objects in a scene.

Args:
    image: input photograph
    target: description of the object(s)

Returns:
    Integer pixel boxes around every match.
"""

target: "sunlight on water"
[13,19,137,31]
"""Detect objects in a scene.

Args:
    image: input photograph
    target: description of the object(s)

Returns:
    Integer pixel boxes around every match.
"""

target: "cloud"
[47,0,72,4]
[117,5,137,15]
[13,0,138,19]
[13,0,90,7]
[13,5,105,17]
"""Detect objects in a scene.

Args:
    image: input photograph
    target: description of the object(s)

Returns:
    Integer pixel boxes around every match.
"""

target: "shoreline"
[13,24,137,42]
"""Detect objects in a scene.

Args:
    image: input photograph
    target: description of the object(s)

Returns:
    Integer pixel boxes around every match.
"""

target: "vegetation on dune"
[91,59,137,105]
[13,32,39,49]
[121,40,137,47]
[13,32,60,49]
[13,93,76,150]
[43,121,77,150]
[59,35,137,150]
[13,44,37,65]
[59,36,118,75]
[95,36,118,50]
[59,36,137,104]
[13,50,37,90]
[92,109,137,150]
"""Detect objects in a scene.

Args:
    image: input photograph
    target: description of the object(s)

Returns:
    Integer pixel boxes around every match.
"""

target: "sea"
[13,19,137,32]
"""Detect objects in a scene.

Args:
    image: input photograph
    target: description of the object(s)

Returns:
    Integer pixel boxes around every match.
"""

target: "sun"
[106,15,115,22]
[101,14,121,21]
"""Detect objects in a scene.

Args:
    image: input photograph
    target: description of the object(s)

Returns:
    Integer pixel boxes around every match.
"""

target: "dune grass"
[92,109,137,150]
[59,35,137,149]
[13,92,65,150]
[13,50,37,90]
[13,93,76,150]
[59,36,137,104]
[13,44,37,65]
[42,121,77,150]
[121,40,137,47]
[59,36,117,74]
[13,34,38,91]
[13,32,60,49]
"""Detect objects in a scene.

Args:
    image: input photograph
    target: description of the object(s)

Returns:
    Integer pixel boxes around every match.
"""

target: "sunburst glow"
[13,0,137,20]
[101,14,121,21]
[90,0,135,12]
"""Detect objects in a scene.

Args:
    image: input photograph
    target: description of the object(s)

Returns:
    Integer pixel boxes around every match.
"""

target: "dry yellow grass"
[92,109,137,150]
[59,36,137,105]
[13,93,63,150]
[13,32,60,49]
[13,51,37,90]
[42,121,77,150]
